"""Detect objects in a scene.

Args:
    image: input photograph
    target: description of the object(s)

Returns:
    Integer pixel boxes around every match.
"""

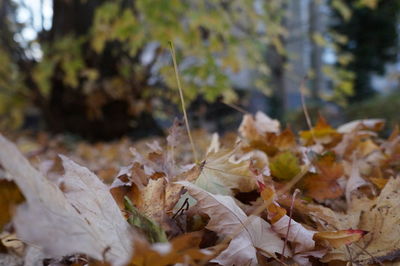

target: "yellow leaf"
[300,115,342,146]
[270,151,301,181]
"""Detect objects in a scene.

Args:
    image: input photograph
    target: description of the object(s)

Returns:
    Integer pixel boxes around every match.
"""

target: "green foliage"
[1,0,394,134]
[0,0,29,130]
[0,48,27,129]
[88,0,274,105]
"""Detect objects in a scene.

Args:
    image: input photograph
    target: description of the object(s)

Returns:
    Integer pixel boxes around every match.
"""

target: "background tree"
[331,0,400,102]
[0,0,289,139]
[1,0,398,139]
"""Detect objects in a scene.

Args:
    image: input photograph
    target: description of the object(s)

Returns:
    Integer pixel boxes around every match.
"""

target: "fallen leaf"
[302,153,344,201]
[0,180,24,230]
[128,178,183,226]
[337,119,385,134]
[129,232,210,266]
[270,151,301,181]
[0,134,132,265]
[321,177,400,264]
[271,212,316,253]
[178,181,285,265]
[0,232,24,256]
[195,148,256,195]
[111,163,202,232]
[345,161,369,202]
[300,115,342,146]
[314,229,367,249]
[239,111,280,142]
[124,197,167,244]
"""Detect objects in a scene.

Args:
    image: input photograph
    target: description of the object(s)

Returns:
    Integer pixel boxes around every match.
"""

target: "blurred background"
[1,0,400,140]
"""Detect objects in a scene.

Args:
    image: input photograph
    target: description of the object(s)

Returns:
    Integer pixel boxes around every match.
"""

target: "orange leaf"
[129,232,210,266]
[300,115,342,146]
[247,127,297,156]
[314,152,344,180]
[0,180,24,230]
[302,153,345,201]
[260,186,286,224]
[302,172,344,201]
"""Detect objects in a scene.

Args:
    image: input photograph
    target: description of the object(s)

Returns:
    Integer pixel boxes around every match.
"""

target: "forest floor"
[1,113,400,265]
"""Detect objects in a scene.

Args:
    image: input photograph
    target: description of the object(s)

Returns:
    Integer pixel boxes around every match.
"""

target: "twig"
[282,189,300,257]
[172,198,189,219]
[169,41,199,163]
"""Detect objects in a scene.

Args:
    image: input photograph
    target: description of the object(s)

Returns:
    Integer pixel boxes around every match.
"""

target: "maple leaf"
[178,181,285,265]
[194,148,257,195]
[111,164,201,232]
[259,184,328,264]
[300,115,342,146]
[240,111,295,156]
[302,153,344,201]
[0,134,132,265]
[314,177,400,264]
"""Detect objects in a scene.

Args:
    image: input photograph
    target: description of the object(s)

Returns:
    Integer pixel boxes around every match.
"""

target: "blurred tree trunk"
[267,43,287,120]
[39,0,163,140]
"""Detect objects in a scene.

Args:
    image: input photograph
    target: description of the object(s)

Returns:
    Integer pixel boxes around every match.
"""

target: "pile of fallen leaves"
[1,112,400,265]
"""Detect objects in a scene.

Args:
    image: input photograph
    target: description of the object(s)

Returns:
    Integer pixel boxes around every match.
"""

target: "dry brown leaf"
[314,229,366,249]
[302,153,344,201]
[239,111,280,142]
[0,134,132,265]
[195,148,256,195]
[111,164,201,228]
[337,119,385,134]
[0,232,24,256]
[345,161,369,202]
[178,181,285,266]
[321,177,400,264]
[129,232,211,266]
